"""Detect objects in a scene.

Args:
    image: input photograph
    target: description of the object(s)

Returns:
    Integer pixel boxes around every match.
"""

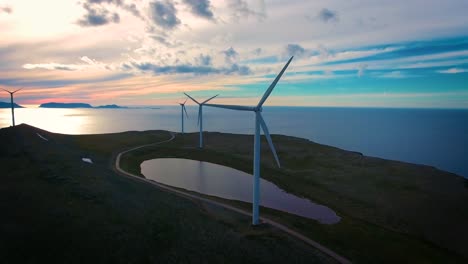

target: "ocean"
[1,106,467,178]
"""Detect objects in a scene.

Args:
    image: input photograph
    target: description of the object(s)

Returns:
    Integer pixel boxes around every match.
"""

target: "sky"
[0,0,468,108]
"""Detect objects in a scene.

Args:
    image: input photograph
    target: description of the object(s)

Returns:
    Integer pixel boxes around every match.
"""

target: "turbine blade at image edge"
[257,56,293,108]
[258,113,281,168]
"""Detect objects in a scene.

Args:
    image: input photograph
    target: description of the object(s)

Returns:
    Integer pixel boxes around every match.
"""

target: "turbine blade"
[257,56,293,108]
[12,88,22,94]
[258,113,281,168]
[184,92,200,104]
[184,98,188,104]
[201,94,219,104]
[204,103,255,111]
[197,107,201,126]
[184,105,188,118]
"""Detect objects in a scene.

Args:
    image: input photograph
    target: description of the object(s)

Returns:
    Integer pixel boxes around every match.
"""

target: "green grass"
[119,132,468,263]
[0,125,334,263]
[3,125,467,263]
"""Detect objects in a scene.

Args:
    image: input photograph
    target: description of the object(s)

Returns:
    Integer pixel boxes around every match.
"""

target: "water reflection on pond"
[141,158,340,224]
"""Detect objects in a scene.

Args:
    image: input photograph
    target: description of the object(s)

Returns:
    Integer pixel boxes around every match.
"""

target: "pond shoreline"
[141,158,340,224]
[114,132,351,264]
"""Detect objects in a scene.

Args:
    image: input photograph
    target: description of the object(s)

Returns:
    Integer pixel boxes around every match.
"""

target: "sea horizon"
[2,106,467,179]
[5,103,468,110]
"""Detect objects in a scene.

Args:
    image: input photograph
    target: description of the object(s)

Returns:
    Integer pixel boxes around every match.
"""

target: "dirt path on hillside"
[113,132,351,264]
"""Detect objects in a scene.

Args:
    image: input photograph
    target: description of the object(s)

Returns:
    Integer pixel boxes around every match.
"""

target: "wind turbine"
[184,93,218,148]
[179,99,189,134]
[2,88,22,127]
[205,56,293,225]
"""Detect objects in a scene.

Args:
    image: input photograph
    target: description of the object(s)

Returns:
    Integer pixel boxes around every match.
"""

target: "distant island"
[95,104,128,109]
[40,102,92,108]
[39,102,127,109]
[0,101,23,108]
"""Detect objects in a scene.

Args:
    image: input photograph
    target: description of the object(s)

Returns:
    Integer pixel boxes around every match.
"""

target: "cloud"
[130,61,251,75]
[253,48,262,56]
[317,8,338,23]
[1,6,12,14]
[122,3,141,18]
[317,44,332,59]
[196,54,212,66]
[378,71,408,78]
[149,1,180,30]
[22,56,105,71]
[86,0,123,4]
[23,63,81,71]
[228,0,266,22]
[151,35,180,47]
[223,47,238,63]
[80,56,99,65]
[0,73,131,88]
[183,0,214,20]
[82,0,142,18]
[226,63,251,75]
[285,44,306,58]
[437,68,468,74]
[85,0,122,4]
[357,64,367,77]
[77,4,120,27]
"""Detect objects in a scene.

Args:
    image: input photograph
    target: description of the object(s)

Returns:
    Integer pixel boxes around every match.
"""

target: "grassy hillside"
[2,124,467,263]
[0,124,334,263]
[119,132,468,263]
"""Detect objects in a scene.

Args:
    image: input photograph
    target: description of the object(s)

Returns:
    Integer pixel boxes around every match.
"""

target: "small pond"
[141,158,340,224]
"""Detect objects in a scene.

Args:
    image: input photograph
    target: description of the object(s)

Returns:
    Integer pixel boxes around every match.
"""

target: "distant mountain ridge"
[0,101,23,108]
[39,102,127,109]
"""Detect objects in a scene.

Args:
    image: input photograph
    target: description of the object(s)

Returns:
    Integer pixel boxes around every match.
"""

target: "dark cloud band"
[150,1,181,30]
[183,0,214,20]
[129,61,251,76]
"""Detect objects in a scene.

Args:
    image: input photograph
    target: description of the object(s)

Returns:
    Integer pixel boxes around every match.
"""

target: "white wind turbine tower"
[179,99,189,134]
[2,88,22,127]
[184,93,218,148]
[205,56,293,225]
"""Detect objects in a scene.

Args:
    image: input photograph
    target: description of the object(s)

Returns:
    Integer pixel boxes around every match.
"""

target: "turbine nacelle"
[2,88,22,94]
[184,93,219,127]
[203,56,293,169]
[179,98,188,106]
[183,93,219,148]
[184,93,218,106]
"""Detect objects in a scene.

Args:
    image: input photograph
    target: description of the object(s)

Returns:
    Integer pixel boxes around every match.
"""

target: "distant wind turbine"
[184,93,219,148]
[205,56,294,225]
[179,99,189,134]
[2,88,22,127]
